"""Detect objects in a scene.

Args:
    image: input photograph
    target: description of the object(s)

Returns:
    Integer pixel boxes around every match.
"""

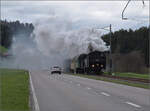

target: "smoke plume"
[0,15,109,70]
[34,15,109,58]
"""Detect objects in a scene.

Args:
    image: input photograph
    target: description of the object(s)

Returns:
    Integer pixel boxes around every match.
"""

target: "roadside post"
[109,24,112,75]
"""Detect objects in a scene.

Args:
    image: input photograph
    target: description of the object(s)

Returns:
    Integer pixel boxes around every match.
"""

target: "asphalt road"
[30,70,150,111]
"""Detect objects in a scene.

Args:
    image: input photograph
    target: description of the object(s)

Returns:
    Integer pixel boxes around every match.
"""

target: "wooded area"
[0,20,34,49]
[102,27,149,73]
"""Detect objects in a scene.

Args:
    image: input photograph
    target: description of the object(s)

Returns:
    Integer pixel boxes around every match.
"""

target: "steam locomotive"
[70,51,106,74]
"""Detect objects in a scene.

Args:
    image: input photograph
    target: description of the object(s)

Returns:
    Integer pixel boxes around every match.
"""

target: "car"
[51,66,62,74]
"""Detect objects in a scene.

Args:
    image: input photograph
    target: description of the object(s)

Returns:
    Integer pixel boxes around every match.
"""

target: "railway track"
[101,75,150,83]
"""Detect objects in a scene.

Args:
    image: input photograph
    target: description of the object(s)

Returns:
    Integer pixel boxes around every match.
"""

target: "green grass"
[0,68,29,111]
[67,73,150,89]
[0,45,8,54]
[104,72,149,80]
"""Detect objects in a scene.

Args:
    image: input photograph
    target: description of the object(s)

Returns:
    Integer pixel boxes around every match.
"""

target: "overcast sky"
[1,1,149,32]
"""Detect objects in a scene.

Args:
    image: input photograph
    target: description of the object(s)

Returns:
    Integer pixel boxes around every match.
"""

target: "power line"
[122,0,145,20]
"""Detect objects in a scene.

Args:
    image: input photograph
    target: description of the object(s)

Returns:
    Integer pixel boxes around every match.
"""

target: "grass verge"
[0,68,29,111]
[67,73,150,89]
[0,45,7,54]
[104,72,149,80]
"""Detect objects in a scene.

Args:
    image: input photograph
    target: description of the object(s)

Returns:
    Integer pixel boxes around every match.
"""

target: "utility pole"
[109,24,112,75]
[93,24,113,75]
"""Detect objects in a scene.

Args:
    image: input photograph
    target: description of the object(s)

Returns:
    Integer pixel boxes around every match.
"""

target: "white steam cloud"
[0,15,109,70]
[34,15,109,58]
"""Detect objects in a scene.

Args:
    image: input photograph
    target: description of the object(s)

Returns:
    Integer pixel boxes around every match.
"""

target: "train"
[70,51,107,74]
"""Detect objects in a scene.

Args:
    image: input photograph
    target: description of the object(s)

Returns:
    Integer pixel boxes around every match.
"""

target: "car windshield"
[53,66,59,68]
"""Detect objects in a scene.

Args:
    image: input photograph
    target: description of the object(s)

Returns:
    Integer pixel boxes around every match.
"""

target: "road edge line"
[29,72,40,111]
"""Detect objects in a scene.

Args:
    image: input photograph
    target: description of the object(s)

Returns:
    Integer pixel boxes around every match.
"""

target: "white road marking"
[77,84,80,86]
[101,92,110,97]
[125,102,141,108]
[29,73,40,111]
[86,87,91,90]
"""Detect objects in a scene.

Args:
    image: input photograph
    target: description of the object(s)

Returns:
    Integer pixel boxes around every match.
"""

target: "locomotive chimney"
[88,43,93,52]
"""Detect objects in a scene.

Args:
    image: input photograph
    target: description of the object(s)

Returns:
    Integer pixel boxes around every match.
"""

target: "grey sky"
[1,1,149,32]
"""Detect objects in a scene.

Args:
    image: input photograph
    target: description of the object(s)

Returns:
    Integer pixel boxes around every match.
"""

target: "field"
[0,68,29,111]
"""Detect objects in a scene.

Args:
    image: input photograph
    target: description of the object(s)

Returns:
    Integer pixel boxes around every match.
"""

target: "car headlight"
[92,64,94,67]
